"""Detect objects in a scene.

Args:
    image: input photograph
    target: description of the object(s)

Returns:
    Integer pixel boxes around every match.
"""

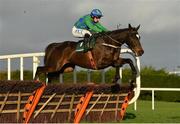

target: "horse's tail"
[44,43,59,65]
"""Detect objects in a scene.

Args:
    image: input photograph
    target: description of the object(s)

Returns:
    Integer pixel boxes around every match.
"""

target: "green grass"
[122,100,180,123]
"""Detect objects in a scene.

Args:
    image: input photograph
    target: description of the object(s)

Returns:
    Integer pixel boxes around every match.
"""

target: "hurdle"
[0,80,135,123]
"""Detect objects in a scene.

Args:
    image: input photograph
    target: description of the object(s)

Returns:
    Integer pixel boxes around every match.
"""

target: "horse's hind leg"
[47,72,60,83]
[34,66,55,81]
[34,66,45,81]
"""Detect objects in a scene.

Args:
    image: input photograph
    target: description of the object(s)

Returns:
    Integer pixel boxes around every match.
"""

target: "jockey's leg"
[72,26,92,38]
[72,26,92,52]
[84,33,91,50]
[81,30,92,51]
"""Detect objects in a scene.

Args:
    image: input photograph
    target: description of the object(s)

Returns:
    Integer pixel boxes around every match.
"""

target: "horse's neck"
[101,30,128,46]
[110,29,128,39]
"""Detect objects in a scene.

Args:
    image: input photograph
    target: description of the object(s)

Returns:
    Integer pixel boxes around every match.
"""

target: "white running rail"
[0,52,45,80]
[137,88,180,110]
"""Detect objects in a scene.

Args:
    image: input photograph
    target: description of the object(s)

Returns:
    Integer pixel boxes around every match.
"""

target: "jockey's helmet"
[90,9,103,18]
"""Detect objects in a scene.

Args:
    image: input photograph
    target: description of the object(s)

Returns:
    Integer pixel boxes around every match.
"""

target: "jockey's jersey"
[74,14,108,33]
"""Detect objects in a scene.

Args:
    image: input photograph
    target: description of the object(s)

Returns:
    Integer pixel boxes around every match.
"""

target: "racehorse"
[34,24,144,83]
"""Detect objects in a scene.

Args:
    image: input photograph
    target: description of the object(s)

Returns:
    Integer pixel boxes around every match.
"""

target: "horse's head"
[125,24,144,56]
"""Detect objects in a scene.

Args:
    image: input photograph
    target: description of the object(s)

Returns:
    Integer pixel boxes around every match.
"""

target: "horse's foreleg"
[113,58,137,83]
[122,59,137,80]
[112,67,121,84]
[124,58,137,82]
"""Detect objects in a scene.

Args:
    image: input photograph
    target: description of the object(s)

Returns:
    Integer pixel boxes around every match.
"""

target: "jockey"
[72,9,108,49]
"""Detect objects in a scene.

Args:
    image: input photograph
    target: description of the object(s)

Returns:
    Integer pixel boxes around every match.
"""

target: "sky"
[0,0,180,71]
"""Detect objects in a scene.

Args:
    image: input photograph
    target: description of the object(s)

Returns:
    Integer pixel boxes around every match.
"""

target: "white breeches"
[72,26,92,38]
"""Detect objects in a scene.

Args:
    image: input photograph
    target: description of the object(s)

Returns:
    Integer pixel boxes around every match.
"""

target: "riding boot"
[83,33,91,52]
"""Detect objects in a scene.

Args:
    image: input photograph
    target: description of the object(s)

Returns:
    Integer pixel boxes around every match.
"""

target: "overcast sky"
[0,0,180,71]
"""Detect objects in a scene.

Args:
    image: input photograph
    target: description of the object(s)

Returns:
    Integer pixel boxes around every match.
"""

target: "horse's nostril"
[139,50,144,56]
[136,49,144,56]
[141,50,144,54]
[142,50,144,54]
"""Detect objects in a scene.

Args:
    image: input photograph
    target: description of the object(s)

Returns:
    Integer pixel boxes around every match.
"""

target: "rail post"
[87,69,91,82]
[152,89,154,110]
[7,58,11,80]
[101,69,105,83]
[33,56,40,79]
[73,67,77,84]
[119,67,122,84]
[59,74,63,83]
[20,57,24,80]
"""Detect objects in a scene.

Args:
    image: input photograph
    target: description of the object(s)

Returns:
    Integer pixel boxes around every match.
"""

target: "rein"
[101,43,120,49]
[101,33,129,49]
[104,33,122,45]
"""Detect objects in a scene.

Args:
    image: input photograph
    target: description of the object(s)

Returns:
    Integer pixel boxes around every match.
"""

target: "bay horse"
[34,24,144,83]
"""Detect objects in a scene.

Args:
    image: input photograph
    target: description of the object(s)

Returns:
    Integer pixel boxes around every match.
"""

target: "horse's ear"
[136,25,140,31]
[128,24,132,29]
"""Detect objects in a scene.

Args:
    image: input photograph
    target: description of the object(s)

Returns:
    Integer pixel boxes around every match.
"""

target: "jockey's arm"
[96,22,108,32]
[84,16,102,32]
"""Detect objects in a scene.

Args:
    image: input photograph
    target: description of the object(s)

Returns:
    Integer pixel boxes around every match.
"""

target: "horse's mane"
[106,28,129,34]
[94,28,129,38]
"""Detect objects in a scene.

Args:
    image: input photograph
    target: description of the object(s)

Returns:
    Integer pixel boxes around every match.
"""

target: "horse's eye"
[136,34,140,39]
